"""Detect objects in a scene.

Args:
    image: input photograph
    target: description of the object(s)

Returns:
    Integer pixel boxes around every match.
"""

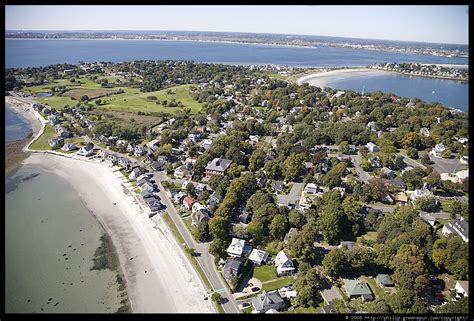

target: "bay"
[327,72,468,111]
[5,39,468,68]
[5,103,33,143]
[5,165,124,313]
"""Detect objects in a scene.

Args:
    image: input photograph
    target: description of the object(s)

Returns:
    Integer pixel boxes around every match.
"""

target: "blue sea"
[5,103,33,143]
[5,39,468,68]
[327,73,468,111]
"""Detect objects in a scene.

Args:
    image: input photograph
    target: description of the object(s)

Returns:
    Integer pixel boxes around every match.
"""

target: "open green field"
[252,265,277,283]
[182,216,199,241]
[29,125,55,150]
[357,231,378,243]
[261,276,294,292]
[359,276,393,300]
[34,95,77,110]
[97,84,203,114]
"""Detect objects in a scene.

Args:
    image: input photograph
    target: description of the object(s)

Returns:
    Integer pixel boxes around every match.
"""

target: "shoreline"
[22,153,214,312]
[6,96,214,312]
[297,68,386,87]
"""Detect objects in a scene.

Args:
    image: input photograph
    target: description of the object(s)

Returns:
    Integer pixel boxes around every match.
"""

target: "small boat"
[432,90,436,94]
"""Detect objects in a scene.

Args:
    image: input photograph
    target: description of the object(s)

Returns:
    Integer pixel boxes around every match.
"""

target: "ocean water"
[5,103,33,143]
[5,165,124,313]
[327,73,468,111]
[5,39,468,68]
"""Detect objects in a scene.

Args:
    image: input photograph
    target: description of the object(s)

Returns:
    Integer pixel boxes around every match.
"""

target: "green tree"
[283,153,306,181]
[287,222,317,262]
[248,149,266,172]
[246,191,274,214]
[322,248,347,279]
[365,298,391,314]
[293,267,322,308]
[406,147,419,159]
[209,216,230,240]
[432,235,469,279]
[209,238,230,262]
[94,98,102,105]
[247,219,265,245]
[269,214,289,240]
[196,220,210,242]
[414,196,439,212]
[288,209,306,229]
[436,297,469,314]
[338,141,349,154]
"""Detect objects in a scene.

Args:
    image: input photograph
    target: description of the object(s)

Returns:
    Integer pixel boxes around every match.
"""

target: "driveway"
[428,155,465,174]
[276,182,303,206]
[350,154,372,184]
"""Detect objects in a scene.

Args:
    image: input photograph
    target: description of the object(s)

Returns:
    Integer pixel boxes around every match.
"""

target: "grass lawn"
[98,84,203,114]
[357,231,378,243]
[242,306,253,314]
[285,303,323,314]
[34,95,77,110]
[252,265,277,283]
[439,199,455,212]
[360,276,388,300]
[264,240,283,256]
[162,212,186,245]
[261,276,295,292]
[182,216,198,240]
[29,125,55,150]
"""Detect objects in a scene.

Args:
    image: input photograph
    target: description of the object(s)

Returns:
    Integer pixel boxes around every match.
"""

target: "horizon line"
[5,29,468,46]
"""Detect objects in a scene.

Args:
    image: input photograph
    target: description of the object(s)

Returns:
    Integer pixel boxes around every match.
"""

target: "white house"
[77,146,93,157]
[366,142,380,153]
[226,238,246,257]
[442,217,469,243]
[249,249,270,265]
[459,155,469,165]
[453,281,469,299]
[410,188,433,202]
[304,183,320,194]
[274,250,295,276]
[430,143,446,158]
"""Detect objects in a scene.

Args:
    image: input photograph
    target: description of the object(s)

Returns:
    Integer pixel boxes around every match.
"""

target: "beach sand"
[23,153,215,313]
[297,68,388,87]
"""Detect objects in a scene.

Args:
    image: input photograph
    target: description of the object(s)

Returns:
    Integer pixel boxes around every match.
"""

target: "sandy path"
[297,68,388,87]
[23,153,214,313]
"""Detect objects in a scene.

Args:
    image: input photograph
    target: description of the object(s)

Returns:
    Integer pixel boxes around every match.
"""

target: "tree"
[366,178,390,202]
[196,220,210,242]
[287,222,317,262]
[248,149,266,172]
[209,216,229,240]
[365,298,391,314]
[432,235,469,279]
[339,141,349,154]
[80,95,89,101]
[414,196,439,212]
[388,288,415,313]
[209,238,229,262]
[246,191,274,214]
[247,219,264,245]
[94,98,102,105]
[211,292,221,304]
[406,147,419,159]
[186,182,197,198]
[436,297,469,314]
[322,248,347,279]
[269,214,288,241]
[420,153,431,165]
[289,209,306,229]
[283,153,306,181]
[441,148,452,159]
[318,203,343,244]
[425,170,441,189]
[293,267,322,308]
[401,168,426,190]
[448,200,469,219]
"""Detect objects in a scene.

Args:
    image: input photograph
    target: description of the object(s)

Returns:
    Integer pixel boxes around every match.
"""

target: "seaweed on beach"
[90,234,119,271]
[5,170,40,194]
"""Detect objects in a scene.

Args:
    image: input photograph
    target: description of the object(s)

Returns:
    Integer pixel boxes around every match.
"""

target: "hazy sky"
[5,5,469,44]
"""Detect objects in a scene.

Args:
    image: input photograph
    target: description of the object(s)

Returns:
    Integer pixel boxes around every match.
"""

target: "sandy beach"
[297,68,388,87]
[23,153,215,313]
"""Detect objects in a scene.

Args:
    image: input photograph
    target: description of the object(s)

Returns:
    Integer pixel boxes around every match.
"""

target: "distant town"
[5,30,469,59]
[368,63,469,82]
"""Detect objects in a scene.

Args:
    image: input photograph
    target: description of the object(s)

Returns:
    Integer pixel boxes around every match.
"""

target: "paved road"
[428,155,464,174]
[349,154,372,184]
[398,151,426,170]
[154,171,240,314]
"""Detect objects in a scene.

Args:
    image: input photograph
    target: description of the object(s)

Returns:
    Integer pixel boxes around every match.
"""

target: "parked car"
[241,302,250,308]
[251,287,260,292]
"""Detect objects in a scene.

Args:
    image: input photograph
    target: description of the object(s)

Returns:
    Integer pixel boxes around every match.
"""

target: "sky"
[5,5,469,44]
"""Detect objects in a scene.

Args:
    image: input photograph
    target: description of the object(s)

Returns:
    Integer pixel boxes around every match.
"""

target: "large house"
[223,257,243,283]
[182,196,195,211]
[274,250,295,276]
[226,238,246,257]
[205,158,232,177]
[442,217,469,243]
[366,142,380,153]
[343,279,374,301]
[251,291,286,313]
[248,249,270,265]
[453,280,469,299]
[410,188,433,202]
[430,143,447,158]
[191,210,210,227]
[48,136,64,149]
